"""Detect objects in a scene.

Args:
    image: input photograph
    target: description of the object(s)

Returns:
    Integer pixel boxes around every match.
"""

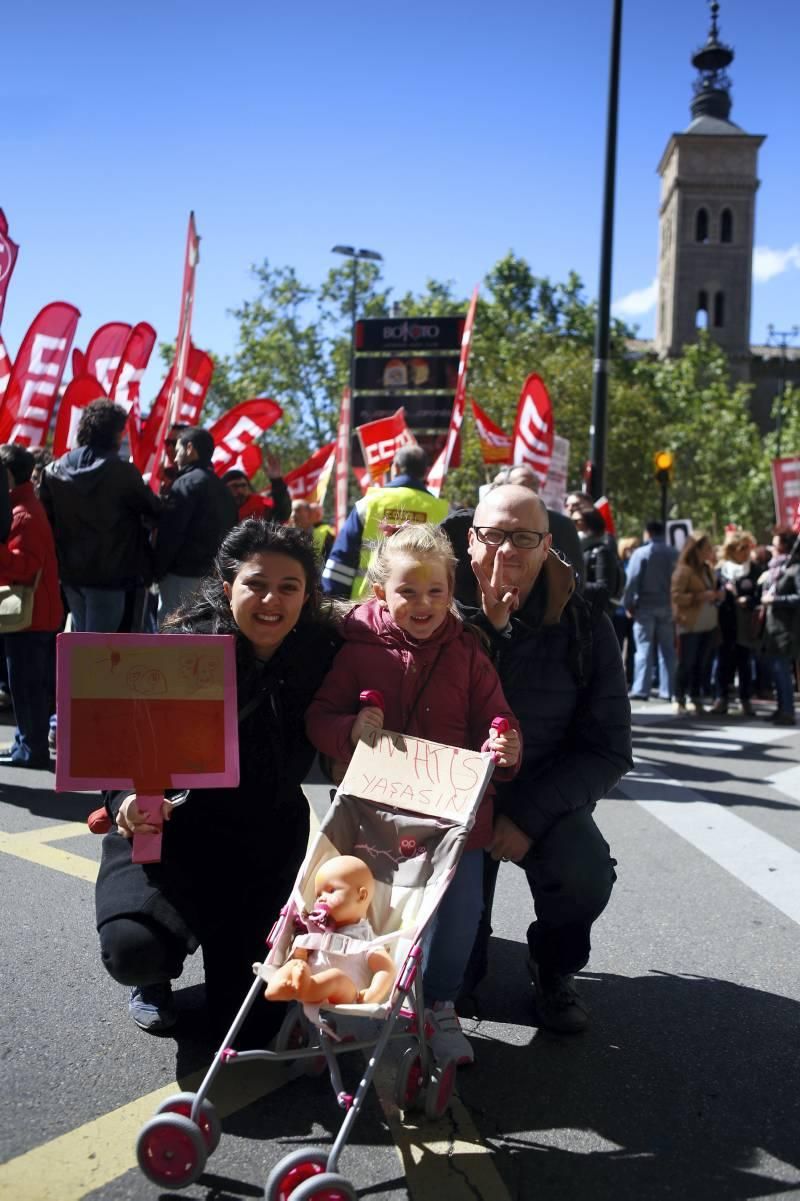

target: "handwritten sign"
[338,729,494,827]
[56,633,239,793]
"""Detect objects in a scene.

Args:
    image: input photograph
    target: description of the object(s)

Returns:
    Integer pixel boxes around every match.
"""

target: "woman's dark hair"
[580,508,607,537]
[0,443,35,484]
[76,400,128,452]
[163,519,322,640]
[773,527,797,556]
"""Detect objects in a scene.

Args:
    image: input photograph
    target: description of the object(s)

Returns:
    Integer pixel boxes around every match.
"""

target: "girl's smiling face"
[223,551,309,658]
[374,553,451,640]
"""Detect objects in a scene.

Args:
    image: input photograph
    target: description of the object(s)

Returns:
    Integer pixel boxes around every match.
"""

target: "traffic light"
[654,450,674,486]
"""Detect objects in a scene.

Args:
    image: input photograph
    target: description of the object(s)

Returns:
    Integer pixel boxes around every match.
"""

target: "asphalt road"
[1,697,799,1201]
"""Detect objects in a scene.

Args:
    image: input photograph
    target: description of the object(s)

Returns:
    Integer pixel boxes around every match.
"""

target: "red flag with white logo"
[84,322,133,395]
[137,344,213,476]
[0,334,11,402]
[209,398,283,477]
[52,374,107,457]
[285,442,336,501]
[357,407,418,483]
[471,398,512,465]
[0,302,81,446]
[511,373,554,484]
[0,210,20,325]
[110,322,157,463]
[334,387,352,533]
[426,287,478,497]
[594,495,617,536]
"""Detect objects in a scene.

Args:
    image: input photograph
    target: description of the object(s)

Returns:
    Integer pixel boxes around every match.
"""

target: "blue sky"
[2,0,798,404]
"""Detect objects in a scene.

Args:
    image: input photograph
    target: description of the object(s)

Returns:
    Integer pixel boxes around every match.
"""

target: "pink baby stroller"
[135,728,497,1198]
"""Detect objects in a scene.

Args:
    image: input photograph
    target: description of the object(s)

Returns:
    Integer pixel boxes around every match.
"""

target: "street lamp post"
[331,245,384,405]
[588,0,623,500]
[767,323,799,458]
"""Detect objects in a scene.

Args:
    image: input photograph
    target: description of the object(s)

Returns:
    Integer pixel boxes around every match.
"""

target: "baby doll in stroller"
[264,855,395,1007]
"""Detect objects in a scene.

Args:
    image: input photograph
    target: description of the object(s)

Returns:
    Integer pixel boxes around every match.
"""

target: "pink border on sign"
[55,632,239,793]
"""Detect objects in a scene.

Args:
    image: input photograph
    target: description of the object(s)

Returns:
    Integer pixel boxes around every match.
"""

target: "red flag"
[147,214,201,490]
[594,496,616,536]
[357,407,418,483]
[0,210,20,325]
[52,374,107,457]
[85,322,132,394]
[137,344,212,476]
[209,398,283,477]
[511,373,555,484]
[334,387,352,533]
[226,444,263,480]
[285,442,336,501]
[471,398,512,465]
[0,302,80,446]
[427,287,478,497]
[0,334,11,402]
[109,322,157,463]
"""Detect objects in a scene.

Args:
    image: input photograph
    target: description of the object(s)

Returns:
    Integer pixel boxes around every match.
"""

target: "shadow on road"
[463,945,800,1200]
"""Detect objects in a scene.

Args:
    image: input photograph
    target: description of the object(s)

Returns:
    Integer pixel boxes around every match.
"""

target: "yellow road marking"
[0,828,98,882]
[19,822,93,844]
[0,1060,293,1201]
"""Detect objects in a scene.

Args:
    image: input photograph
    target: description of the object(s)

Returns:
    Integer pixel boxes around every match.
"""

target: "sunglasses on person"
[472,526,547,549]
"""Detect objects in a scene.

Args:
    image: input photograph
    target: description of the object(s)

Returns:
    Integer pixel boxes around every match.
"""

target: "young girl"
[305,523,520,1065]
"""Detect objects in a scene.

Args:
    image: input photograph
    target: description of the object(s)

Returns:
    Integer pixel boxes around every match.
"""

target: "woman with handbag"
[0,445,63,769]
[671,533,724,716]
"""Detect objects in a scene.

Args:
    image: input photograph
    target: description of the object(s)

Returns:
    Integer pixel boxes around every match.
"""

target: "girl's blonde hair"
[720,529,754,560]
[367,522,457,591]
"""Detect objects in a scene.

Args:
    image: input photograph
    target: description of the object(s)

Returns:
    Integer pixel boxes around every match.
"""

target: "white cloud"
[752,244,800,283]
[612,277,658,317]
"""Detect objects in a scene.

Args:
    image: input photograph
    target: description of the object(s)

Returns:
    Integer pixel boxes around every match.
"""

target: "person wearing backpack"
[442,485,632,1034]
[574,506,624,616]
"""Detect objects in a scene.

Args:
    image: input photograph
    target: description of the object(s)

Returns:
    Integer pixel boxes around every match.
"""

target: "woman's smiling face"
[223,551,309,658]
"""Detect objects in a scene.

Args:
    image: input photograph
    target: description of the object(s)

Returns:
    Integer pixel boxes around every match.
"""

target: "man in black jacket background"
[153,427,237,624]
[445,485,632,1033]
[40,400,160,632]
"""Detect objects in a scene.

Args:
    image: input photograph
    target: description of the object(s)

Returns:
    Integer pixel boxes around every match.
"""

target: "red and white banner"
[285,441,336,501]
[209,398,283,477]
[539,434,570,514]
[136,344,213,475]
[110,321,158,462]
[357,407,418,483]
[0,335,11,401]
[0,210,20,325]
[594,495,616,536]
[84,322,132,394]
[147,213,200,490]
[772,456,800,530]
[52,374,107,457]
[426,287,478,497]
[334,387,352,533]
[511,372,555,484]
[472,398,512,465]
[0,302,80,446]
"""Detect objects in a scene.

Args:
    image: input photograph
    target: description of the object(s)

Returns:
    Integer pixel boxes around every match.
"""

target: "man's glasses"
[473,526,547,550]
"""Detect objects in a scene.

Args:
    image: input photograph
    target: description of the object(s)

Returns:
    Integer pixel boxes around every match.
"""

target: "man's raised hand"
[471,556,519,631]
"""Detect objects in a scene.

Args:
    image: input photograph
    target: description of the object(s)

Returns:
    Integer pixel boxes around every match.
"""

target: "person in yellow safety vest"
[321,446,448,599]
[309,502,335,563]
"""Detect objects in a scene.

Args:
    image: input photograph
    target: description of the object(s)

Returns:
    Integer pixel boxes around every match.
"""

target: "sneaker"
[674,702,688,716]
[128,982,177,1033]
[770,712,796,727]
[528,958,589,1034]
[428,1001,474,1066]
[48,726,57,753]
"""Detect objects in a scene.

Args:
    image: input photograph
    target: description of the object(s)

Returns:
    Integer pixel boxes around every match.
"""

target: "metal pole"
[350,259,358,408]
[588,0,623,500]
[660,480,668,527]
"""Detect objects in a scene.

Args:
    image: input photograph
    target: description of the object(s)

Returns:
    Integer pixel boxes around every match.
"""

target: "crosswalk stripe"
[0,828,98,882]
[619,761,800,927]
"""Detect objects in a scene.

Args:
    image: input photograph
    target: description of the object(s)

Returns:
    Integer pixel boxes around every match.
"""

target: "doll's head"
[368,523,456,641]
[312,855,375,927]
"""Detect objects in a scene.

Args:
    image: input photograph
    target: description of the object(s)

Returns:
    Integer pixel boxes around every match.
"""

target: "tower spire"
[691,1,734,121]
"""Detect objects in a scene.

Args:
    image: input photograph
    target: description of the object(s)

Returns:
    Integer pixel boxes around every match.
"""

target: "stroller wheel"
[274,1008,326,1076]
[394,1046,424,1112]
[284,1171,357,1201]
[156,1092,221,1152]
[424,1057,457,1120]
[136,1112,207,1188]
[265,1147,329,1201]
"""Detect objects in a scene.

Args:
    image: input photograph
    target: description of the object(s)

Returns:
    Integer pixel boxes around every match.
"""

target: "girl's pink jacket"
[305,599,521,850]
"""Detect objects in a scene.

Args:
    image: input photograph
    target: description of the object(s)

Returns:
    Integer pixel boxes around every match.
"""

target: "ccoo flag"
[511,372,554,484]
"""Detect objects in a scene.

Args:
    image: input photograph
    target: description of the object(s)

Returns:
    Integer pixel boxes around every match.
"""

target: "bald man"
[455,485,632,1033]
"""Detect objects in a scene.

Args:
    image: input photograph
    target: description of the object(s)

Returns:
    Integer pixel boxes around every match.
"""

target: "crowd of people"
[0,410,796,1065]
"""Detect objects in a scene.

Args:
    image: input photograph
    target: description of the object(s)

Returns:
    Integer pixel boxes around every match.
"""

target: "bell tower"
[655,2,764,373]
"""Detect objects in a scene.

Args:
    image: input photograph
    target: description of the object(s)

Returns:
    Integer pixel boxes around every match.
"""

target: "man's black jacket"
[153,463,237,580]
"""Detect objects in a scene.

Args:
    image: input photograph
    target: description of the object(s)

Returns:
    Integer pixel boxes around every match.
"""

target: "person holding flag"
[221,451,290,524]
[321,446,448,599]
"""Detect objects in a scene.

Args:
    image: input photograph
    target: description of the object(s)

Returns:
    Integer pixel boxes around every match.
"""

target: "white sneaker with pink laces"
[428,1001,474,1066]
